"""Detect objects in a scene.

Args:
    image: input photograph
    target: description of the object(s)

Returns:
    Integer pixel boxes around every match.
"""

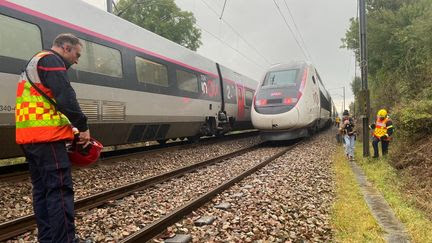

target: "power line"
[195,22,267,71]
[282,0,313,62]
[219,0,228,19]
[272,0,309,61]
[200,0,272,65]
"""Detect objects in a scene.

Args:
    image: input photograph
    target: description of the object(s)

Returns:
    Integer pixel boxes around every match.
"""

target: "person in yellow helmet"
[370,109,394,158]
[335,116,341,128]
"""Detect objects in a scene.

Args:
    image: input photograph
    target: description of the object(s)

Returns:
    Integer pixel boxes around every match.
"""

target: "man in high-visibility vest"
[370,109,394,158]
[16,33,89,243]
[335,116,341,128]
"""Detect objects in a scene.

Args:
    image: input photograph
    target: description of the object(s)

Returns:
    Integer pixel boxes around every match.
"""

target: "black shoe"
[372,155,379,158]
[74,235,94,243]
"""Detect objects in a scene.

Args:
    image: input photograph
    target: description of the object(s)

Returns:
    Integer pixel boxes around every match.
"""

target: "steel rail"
[0,142,261,241]
[121,143,299,243]
[0,131,258,181]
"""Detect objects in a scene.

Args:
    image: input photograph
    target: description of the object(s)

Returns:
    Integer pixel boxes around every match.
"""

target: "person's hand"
[344,120,350,125]
[78,129,91,147]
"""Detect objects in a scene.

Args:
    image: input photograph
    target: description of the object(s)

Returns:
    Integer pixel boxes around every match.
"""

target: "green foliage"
[392,99,432,141]
[114,0,202,51]
[342,0,432,143]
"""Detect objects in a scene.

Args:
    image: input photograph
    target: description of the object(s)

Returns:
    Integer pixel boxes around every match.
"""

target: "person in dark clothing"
[339,110,356,160]
[370,109,394,158]
[16,33,89,243]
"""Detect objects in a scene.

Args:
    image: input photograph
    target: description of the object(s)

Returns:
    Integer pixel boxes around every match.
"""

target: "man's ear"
[64,44,72,52]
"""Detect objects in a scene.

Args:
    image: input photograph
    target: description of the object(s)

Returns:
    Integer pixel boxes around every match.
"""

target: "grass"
[354,143,432,243]
[331,145,384,242]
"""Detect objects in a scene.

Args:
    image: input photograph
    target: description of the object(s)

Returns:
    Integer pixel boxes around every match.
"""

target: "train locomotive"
[0,0,258,159]
[251,61,336,140]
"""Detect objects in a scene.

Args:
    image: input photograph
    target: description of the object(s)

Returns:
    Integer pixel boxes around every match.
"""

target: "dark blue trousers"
[22,141,76,243]
[372,137,389,157]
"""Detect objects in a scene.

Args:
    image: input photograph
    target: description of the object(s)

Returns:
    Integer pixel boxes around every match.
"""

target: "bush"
[392,99,432,142]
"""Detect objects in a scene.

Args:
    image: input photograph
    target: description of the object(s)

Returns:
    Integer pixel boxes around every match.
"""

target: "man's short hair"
[53,33,82,48]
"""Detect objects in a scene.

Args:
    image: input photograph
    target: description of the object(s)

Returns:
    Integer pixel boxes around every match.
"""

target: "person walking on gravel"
[16,33,90,243]
[339,110,356,160]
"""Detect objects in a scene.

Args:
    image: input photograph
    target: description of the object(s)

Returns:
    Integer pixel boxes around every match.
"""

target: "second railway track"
[0,131,258,183]
[1,140,263,241]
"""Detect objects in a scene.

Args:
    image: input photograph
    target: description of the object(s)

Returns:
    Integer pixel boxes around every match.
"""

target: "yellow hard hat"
[377,109,387,118]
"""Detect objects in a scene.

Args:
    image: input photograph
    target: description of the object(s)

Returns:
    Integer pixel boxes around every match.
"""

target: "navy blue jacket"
[37,50,88,132]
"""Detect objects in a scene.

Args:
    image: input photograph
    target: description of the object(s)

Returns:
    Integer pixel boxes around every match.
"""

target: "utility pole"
[359,0,370,157]
[343,86,345,112]
[107,0,113,13]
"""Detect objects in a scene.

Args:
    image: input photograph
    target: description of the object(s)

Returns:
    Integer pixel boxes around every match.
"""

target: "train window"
[262,69,298,87]
[135,57,168,87]
[0,15,42,60]
[176,69,198,93]
[75,39,122,78]
[245,90,253,107]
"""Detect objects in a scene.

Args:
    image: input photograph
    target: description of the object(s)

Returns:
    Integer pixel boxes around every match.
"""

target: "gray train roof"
[267,61,312,72]
[8,0,257,89]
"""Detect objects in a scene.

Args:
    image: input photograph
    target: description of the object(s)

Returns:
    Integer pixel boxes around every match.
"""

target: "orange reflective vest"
[15,51,74,144]
[372,117,390,140]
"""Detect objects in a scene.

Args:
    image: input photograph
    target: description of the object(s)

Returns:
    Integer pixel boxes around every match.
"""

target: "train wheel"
[187,135,200,143]
[215,130,225,137]
[307,127,315,137]
[157,139,167,145]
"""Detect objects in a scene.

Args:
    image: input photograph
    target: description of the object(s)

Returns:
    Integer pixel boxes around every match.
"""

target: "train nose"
[252,106,299,130]
[269,107,299,129]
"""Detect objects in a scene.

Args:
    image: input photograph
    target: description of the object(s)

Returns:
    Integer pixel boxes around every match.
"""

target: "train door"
[311,70,321,121]
[244,89,253,121]
[235,73,245,121]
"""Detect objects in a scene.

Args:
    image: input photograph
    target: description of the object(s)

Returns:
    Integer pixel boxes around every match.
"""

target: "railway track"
[120,142,299,243]
[0,141,261,241]
[0,131,258,183]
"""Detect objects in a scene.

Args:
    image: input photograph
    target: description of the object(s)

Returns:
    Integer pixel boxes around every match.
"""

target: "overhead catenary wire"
[272,0,309,61]
[116,0,267,70]
[219,0,228,19]
[195,22,267,71]
[200,0,272,65]
[282,0,314,63]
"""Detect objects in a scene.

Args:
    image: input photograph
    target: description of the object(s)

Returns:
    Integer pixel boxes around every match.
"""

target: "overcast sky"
[84,0,357,113]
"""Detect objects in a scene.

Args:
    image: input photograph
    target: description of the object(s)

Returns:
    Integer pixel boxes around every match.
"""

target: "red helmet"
[67,139,103,167]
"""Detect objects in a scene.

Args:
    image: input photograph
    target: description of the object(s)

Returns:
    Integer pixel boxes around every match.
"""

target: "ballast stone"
[214,202,231,210]
[194,216,216,226]
[164,234,192,243]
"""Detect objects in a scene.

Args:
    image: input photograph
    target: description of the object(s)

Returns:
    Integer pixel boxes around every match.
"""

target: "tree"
[341,0,432,112]
[114,0,202,51]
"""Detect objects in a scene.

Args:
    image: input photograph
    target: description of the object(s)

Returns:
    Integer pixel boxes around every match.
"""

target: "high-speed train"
[0,0,258,159]
[251,61,335,140]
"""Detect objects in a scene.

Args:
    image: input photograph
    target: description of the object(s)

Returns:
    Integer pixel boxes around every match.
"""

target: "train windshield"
[262,69,299,87]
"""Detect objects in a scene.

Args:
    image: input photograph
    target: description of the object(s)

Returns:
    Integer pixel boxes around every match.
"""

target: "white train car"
[251,61,333,140]
[0,0,258,159]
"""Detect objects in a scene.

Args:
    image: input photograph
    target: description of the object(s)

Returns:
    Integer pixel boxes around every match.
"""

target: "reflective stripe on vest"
[15,51,74,144]
[373,117,389,138]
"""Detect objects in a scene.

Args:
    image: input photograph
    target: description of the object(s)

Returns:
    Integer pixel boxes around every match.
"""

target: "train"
[0,0,258,159]
[251,61,336,140]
